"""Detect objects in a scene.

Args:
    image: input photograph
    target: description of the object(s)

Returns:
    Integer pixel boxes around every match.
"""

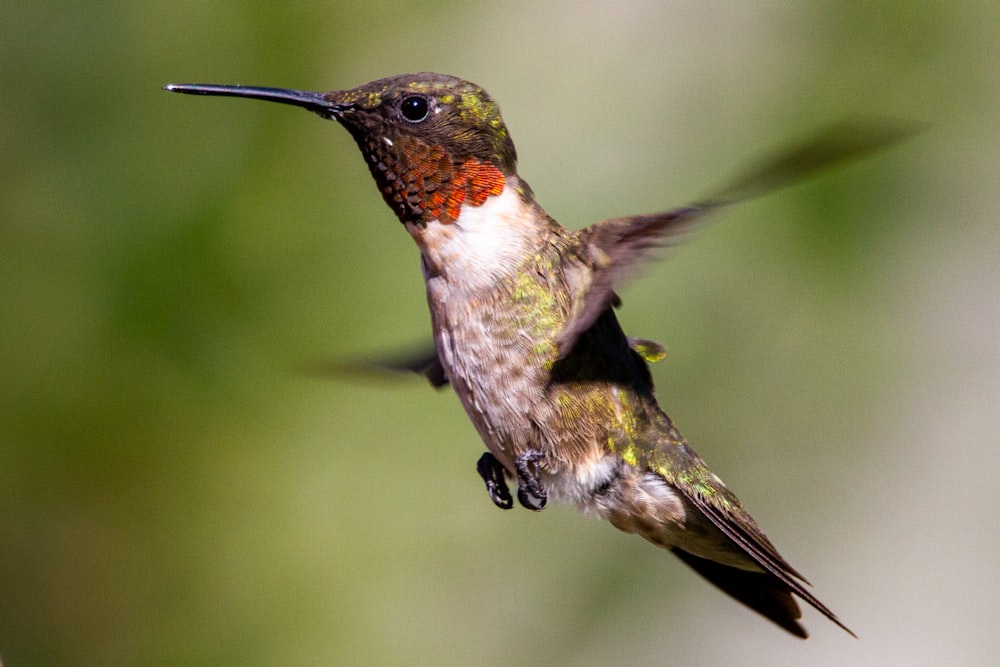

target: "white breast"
[409,180,535,290]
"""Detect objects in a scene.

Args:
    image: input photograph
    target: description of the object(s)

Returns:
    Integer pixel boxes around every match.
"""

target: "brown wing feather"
[300,346,449,387]
[557,119,919,358]
[558,204,712,357]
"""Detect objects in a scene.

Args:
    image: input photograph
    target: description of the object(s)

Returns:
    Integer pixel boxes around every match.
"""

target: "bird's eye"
[400,95,429,122]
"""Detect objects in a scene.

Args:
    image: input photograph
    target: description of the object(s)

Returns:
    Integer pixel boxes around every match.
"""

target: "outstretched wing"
[557,118,919,357]
[560,204,711,356]
[300,345,449,388]
[308,336,667,389]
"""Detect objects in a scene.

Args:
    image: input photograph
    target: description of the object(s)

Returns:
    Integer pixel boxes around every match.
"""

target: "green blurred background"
[2,2,997,665]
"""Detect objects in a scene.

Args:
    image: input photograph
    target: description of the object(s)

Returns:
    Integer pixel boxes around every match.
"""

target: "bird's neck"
[407,176,552,288]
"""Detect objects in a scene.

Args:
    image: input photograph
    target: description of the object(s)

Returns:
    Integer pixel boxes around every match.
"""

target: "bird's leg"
[476,452,513,510]
[515,449,547,511]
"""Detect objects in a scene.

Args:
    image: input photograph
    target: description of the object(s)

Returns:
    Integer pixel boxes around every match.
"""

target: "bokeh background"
[2,2,997,665]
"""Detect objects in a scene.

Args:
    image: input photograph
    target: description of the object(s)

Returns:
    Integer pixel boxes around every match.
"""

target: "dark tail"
[672,548,812,638]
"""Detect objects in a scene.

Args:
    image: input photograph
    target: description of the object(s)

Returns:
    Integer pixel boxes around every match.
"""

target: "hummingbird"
[165,72,904,638]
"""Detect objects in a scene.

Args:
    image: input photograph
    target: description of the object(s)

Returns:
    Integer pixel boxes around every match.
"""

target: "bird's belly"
[426,273,573,472]
[431,315,551,469]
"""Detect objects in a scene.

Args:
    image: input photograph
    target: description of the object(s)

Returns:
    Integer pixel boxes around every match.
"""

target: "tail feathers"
[671,548,809,638]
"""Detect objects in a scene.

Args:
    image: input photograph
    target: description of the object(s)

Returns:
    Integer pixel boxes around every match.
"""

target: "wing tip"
[671,548,855,639]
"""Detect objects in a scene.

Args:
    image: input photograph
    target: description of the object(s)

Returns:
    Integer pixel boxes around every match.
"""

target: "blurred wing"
[557,118,920,357]
[559,204,713,355]
[301,345,449,388]
[305,337,665,389]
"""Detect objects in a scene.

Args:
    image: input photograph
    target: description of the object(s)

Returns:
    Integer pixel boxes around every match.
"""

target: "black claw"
[517,485,546,511]
[514,449,547,511]
[476,452,513,510]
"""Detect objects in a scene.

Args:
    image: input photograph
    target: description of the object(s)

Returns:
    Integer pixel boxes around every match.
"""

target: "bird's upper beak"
[163,83,350,120]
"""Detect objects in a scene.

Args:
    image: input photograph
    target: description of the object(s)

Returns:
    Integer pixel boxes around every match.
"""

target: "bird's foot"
[476,452,513,510]
[515,449,547,511]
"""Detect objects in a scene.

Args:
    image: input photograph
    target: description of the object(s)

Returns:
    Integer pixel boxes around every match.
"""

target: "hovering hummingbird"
[166,72,906,637]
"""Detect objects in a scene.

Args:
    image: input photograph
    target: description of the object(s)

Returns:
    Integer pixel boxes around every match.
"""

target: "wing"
[300,345,449,388]
[557,118,920,357]
[307,336,666,389]
[559,204,712,356]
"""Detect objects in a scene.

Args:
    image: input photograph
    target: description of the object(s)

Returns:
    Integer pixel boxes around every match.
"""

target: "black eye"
[400,95,429,122]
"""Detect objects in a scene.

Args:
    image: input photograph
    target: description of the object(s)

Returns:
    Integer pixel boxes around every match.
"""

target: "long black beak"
[164,84,345,118]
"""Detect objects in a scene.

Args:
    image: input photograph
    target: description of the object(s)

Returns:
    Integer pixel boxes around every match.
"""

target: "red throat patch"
[380,139,506,225]
[430,157,506,224]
